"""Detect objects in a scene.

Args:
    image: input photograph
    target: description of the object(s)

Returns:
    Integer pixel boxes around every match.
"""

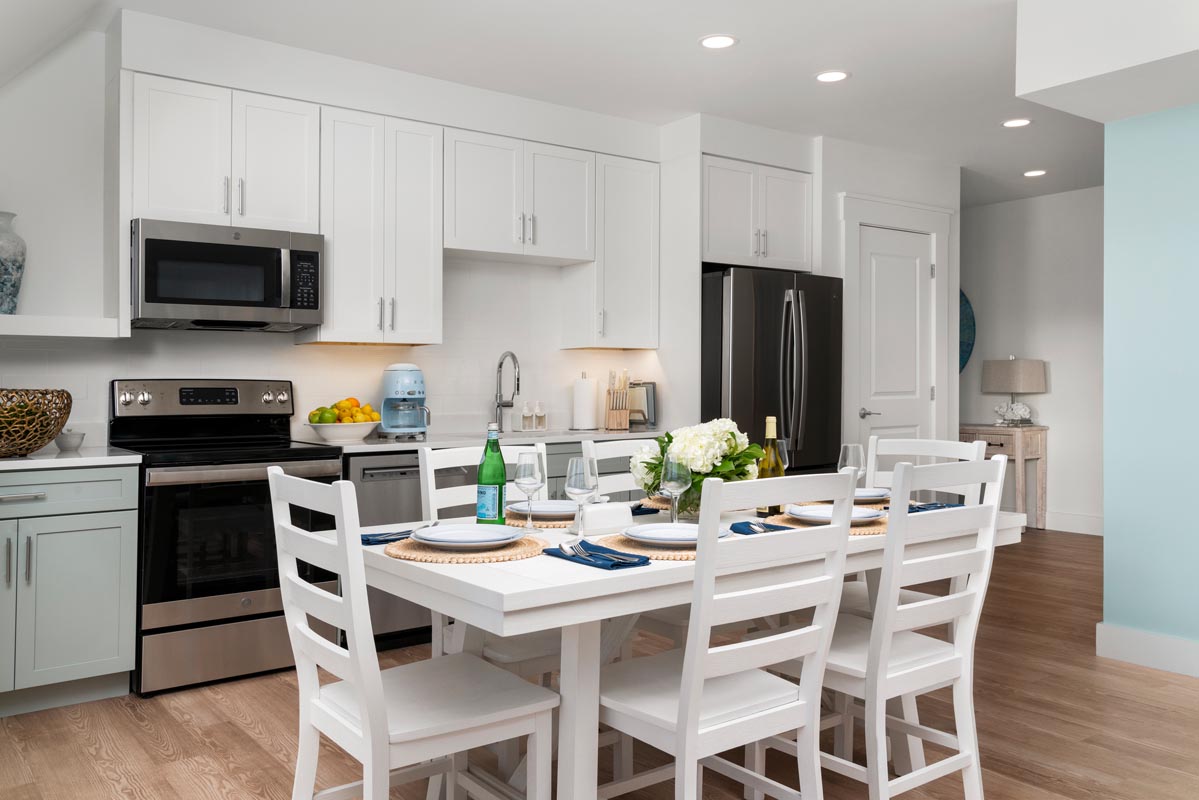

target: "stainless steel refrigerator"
[701,266,842,472]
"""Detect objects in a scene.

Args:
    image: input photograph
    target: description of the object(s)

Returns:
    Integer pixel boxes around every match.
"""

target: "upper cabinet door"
[132,74,232,226]
[702,155,758,267]
[231,91,320,233]
[758,165,812,271]
[597,155,659,349]
[523,142,595,262]
[308,107,387,344]
[385,118,443,344]
[444,129,524,255]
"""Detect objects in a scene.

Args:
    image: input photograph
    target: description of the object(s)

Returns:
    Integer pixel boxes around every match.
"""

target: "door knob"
[858,407,882,419]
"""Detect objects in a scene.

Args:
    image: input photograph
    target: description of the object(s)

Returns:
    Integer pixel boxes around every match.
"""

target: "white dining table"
[362,509,1026,800]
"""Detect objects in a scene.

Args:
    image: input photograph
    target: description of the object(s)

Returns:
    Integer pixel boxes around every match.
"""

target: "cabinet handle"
[597,309,605,336]
[753,229,760,256]
[529,214,536,245]
[238,178,246,216]
[4,538,10,587]
[0,492,46,503]
[223,176,230,214]
[515,213,525,244]
[762,230,768,257]
[25,536,31,584]
[377,297,384,330]
[389,297,396,330]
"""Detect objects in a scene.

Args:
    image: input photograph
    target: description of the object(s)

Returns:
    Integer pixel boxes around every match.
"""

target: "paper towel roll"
[572,376,598,430]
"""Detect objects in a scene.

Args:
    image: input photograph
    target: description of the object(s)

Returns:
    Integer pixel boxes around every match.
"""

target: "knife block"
[604,390,630,431]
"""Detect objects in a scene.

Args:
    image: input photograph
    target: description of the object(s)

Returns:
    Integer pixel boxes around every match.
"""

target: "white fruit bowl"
[306,421,378,444]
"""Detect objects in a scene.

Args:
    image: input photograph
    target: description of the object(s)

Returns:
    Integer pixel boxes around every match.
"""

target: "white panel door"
[596,155,659,348]
[385,118,443,344]
[14,511,137,690]
[523,142,594,262]
[857,225,934,443]
[702,155,757,267]
[231,91,320,233]
[0,520,15,693]
[131,74,231,225]
[311,107,387,344]
[443,129,524,255]
[758,165,813,271]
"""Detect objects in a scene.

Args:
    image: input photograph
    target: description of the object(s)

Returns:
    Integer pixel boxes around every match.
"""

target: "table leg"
[1036,454,1047,530]
[558,621,602,800]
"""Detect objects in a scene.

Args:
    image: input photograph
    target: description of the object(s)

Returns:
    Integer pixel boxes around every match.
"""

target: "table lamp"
[981,356,1046,426]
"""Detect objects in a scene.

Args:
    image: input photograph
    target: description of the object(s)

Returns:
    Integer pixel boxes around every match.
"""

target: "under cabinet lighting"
[1023,169,1047,177]
[699,34,738,49]
[815,70,850,82]
[1003,118,1032,128]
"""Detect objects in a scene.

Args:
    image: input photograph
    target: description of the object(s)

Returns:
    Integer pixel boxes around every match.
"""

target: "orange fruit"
[346,397,360,408]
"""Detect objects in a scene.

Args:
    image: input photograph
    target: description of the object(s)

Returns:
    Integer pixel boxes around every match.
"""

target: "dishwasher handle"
[360,467,421,482]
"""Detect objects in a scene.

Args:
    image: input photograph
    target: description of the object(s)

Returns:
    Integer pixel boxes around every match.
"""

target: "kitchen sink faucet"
[494,351,521,432]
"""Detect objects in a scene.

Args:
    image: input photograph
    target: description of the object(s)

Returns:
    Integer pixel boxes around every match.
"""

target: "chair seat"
[320,652,559,744]
[599,649,802,732]
[482,629,562,665]
[824,613,955,681]
[839,581,936,619]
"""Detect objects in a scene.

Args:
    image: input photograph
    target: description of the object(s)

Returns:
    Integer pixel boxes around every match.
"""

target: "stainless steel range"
[108,378,342,694]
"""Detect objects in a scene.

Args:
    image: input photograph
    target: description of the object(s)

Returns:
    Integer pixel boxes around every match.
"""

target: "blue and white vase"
[0,212,26,315]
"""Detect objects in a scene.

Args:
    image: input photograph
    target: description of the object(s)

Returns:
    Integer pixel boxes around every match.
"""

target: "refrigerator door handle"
[779,289,796,443]
[794,289,808,451]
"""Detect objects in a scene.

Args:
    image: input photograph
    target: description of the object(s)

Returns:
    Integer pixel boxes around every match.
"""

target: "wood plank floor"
[2,531,1197,799]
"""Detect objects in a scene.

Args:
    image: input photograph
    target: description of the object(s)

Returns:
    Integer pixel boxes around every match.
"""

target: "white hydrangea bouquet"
[630,418,764,516]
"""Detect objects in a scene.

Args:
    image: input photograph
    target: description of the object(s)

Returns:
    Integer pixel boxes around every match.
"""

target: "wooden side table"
[960,423,1047,529]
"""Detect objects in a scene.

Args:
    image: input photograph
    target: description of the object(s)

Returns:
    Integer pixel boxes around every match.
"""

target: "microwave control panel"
[290,252,320,310]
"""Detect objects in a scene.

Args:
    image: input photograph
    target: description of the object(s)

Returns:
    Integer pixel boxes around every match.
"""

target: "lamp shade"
[981,358,1046,394]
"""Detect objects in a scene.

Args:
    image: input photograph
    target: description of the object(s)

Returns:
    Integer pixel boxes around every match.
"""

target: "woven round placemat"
[596,534,697,561]
[765,509,888,537]
[503,510,575,529]
[641,495,672,511]
[383,535,548,564]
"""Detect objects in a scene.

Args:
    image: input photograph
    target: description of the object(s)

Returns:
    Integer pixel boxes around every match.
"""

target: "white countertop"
[305,428,662,455]
[0,446,142,472]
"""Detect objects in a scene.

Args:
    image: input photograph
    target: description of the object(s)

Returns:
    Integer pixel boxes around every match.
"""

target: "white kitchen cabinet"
[231,91,320,233]
[702,155,812,271]
[132,74,233,226]
[131,75,320,233]
[561,155,659,349]
[384,118,443,344]
[444,130,594,263]
[13,511,137,690]
[0,520,14,693]
[444,128,524,256]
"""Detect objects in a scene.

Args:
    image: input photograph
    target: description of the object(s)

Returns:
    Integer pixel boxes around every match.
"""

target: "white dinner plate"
[855,488,890,504]
[412,523,526,550]
[785,504,886,527]
[507,499,579,517]
[621,522,732,548]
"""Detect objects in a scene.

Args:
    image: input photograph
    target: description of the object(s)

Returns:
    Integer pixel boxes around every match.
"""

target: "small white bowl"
[306,421,378,444]
[54,430,86,451]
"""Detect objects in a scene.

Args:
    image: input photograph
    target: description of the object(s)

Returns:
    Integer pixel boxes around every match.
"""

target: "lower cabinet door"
[14,511,137,690]
[0,520,15,692]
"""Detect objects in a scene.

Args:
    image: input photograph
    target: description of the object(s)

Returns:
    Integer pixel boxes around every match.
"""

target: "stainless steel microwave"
[131,219,323,332]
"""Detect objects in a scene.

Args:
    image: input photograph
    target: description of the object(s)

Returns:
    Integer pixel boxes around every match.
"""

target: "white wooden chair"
[595,470,856,800]
[580,438,647,496]
[841,436,988,619]
[762,455,1006,800]
[266,466,558,800]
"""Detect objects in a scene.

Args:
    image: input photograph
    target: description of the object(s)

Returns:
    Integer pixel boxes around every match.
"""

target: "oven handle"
[145,459,342,487]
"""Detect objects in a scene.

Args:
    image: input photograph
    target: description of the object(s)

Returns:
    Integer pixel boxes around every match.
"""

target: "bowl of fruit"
[306,397,380,444]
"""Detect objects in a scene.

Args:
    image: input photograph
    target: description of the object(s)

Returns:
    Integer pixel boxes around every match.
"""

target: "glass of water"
[660,453,692,524]
[513,452,544,530]
[838,443,866,483]
[564,456,598,532]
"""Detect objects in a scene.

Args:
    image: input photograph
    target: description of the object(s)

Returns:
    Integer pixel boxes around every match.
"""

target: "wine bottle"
[756,416,785,518]
[477,423,507,525]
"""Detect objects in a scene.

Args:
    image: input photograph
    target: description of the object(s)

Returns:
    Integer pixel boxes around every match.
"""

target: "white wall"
[960,186,1103,534]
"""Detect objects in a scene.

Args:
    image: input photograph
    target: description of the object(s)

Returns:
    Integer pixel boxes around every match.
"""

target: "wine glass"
[564,456,598,532]
[660,453,692,524]
[838,443,866,484]
[513,452,544,530]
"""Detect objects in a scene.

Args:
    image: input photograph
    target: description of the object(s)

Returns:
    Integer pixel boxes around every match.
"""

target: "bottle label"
[477,485,503,522]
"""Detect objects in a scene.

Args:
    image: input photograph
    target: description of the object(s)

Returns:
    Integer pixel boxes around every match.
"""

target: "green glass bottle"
[476,423,507,525]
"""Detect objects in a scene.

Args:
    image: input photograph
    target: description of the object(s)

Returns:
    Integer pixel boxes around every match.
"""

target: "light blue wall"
[1105,104,1199,641]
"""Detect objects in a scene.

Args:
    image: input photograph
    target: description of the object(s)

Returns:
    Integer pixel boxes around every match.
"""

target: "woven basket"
[0,389,72,457]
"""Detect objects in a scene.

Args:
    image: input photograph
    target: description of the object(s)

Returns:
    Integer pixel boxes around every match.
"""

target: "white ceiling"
[2,0,1103,207]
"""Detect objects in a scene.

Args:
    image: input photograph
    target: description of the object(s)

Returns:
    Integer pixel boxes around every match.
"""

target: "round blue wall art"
[960,290,976,373]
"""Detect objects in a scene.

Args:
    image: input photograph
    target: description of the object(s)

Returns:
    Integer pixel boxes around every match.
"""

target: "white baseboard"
[1096,623,1199,678]
[1044,510,1103,536]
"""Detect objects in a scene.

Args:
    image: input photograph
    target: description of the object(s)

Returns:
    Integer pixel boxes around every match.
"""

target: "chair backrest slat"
[891,591,976,633]
[708,574,837,628]
[276,523,346,575]
[703,624,822,679]
[896,504,995,540]
[283,572,350,630]
[866,436,988,503]
[581,439,650,495]
[419,443,549,520]
[292,622,355,680]
[715,526,844,572]
[899,547,988,588]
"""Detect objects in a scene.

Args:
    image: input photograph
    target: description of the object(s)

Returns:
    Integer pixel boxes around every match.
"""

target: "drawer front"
[961,433,1012,458]
[0,467,139,519]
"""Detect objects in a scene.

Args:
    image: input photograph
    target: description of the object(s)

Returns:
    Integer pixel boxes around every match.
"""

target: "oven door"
[140,459,341,631]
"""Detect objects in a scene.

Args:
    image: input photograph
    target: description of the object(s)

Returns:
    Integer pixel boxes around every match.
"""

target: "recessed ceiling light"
[699,34,738,49]
[816,70,850,83]
[1023,169,1047,177]
[1003,118,1032,128]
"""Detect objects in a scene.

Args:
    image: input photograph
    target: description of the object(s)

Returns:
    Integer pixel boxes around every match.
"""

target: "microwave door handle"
[794,289,808,452]
[280,248,291,308]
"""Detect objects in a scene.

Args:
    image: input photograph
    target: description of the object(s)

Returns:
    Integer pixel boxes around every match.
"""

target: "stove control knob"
[118,391,135,406]
[275,390,289,404]
[261,391,275,404]
[136,391,152,406]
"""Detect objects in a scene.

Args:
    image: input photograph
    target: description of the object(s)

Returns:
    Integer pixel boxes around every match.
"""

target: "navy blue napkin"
[730,521,791,535]
[631,504,662,516]
[361,530,413,546]
[542,539,650,569]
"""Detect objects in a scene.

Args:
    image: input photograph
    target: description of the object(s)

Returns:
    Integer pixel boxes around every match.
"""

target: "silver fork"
[561,538,640,564]
[373,520,439,542]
